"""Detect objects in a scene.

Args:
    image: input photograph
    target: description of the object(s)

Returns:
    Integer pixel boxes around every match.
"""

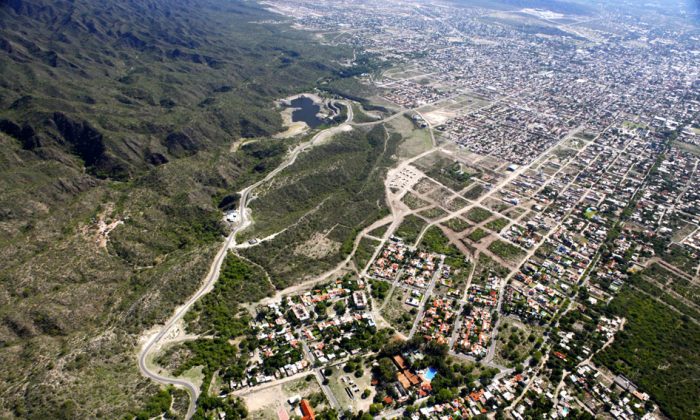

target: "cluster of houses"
[215,0,700,417]
[563,364,653,420]
[505,169,550,199]
[229,278,379,390]
[401,251,440,289]
[630,144,700,266]
[504,204,613,323]
[370,241,410,280]
[381,79,450,109]
[466,283,498,307]
[416,298,457,345]
[504,280,562,324]
[231,304,309,390]
[447,264,503,357]
[438,264,465,299]
[418,372,529,418]
[502,223,542,250]
[392,355,426,397]
[456,305,493,358]
[368,241,448,307]
[441,106,564,166]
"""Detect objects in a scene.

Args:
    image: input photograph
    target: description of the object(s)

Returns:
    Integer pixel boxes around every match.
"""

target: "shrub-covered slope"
[0,0,351,417]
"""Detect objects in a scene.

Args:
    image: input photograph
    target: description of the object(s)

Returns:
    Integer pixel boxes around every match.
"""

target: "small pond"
[290,96,324,128]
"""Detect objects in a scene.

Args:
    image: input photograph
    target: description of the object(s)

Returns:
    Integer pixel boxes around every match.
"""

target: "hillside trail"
[137,100,352,419]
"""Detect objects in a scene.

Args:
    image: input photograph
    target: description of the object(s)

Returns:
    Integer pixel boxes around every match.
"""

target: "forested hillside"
[0,0,351,417]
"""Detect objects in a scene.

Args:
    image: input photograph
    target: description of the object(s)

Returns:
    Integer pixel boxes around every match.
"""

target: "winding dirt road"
[137,100,352,419]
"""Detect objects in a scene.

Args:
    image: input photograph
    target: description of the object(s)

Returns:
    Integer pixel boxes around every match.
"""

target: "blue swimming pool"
[424,367,438,381]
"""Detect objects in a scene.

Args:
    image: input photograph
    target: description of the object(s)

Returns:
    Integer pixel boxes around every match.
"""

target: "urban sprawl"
[222,1,700,419]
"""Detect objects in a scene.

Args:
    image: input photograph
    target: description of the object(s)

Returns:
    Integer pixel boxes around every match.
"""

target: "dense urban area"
[137,0,700,419]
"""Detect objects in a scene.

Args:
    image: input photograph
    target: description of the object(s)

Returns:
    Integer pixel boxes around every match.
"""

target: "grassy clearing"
[180,366,205,388]
[503,207,526,220]
[622,121,648,130]
[463,184,486,200]
[368,223,390,238]
[467,228,489,243]
[242,126,399,288]
[402,192,430,210]
[427,186,455,206]
[485,217,510,233]
[483,197,511,213]
[472,253,510,285]
[352,103,381,123]
[669,219,696,242]
[442,217,472,233]
[389,115,433,159]
[414,177,442,195]
[487,240,525,263]
[494,322,543,368]
[327,366,374,413]
[445,196,470,212]
[419,226,469,269]
[466,207,493,223]
[380,288,416,335]
[423,156,479,191]
[354,237,381,271]
[661,243,699,275]
[418,206,448,220]
[673,139,700,157]
[395,215,428,244]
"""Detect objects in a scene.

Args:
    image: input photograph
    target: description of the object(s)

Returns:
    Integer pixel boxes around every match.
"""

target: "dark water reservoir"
[290,96,324,128]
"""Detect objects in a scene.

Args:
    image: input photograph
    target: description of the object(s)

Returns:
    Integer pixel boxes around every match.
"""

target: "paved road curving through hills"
[137,100,352,419]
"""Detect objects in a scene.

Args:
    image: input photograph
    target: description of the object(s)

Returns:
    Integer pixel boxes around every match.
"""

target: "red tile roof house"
[300,399,315,420]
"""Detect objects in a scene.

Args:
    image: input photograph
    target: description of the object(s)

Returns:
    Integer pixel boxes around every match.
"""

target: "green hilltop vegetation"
[156,253,271,419]
[419,226,470,270]
[395,214,429,244]
[0,0,367,418]
[185,252,273,338]
[596,274,700,419]
[241,125,400,288]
